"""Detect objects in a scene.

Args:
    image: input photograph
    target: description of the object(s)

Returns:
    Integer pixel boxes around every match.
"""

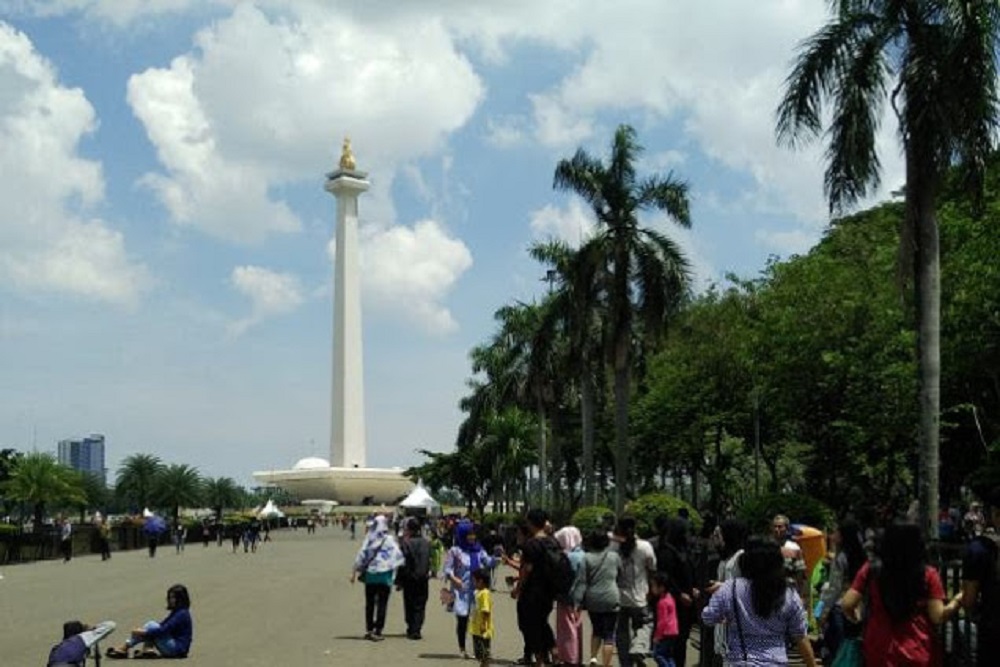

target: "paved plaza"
[0,525,637,665]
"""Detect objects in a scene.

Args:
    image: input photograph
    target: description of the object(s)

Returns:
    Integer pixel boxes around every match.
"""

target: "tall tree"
[202,476,242,519]
[115,453,164,513]
[554,124,692,512]
[530,240,606,505]
[152,464,203,523]
[777,0,1000,537]
[0,452,84,530]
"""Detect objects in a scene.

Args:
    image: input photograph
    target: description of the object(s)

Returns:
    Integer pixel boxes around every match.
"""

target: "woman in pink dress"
[554,526,584,666]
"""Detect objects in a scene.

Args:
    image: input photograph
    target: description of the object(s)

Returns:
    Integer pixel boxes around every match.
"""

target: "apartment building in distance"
[57,434,106,484]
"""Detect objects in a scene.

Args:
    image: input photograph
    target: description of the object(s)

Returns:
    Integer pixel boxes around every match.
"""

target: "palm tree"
[776,0,999,537]
[72,471,109,523]
[202,476,242,520]
[554,124,692,513]
[115,453,164,513]
[152,464,203,523]
[0,452,84,530]
[531,239,606,505]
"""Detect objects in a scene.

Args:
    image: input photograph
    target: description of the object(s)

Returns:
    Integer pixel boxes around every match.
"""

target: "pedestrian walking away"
[398,517,432,640]
[351,514,404,641]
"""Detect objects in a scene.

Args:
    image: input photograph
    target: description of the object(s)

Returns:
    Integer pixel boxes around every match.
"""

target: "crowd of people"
[349,503,999,667]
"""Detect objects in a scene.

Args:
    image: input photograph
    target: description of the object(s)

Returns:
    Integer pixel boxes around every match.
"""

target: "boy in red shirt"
[651,572,678,667]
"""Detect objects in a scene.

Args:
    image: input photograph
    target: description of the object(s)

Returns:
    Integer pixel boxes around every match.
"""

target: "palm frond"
[554,149,607,217]
[776,11,883,149]
[637,175,691,227]
[825,24,890,211]
[942,0,1000,204]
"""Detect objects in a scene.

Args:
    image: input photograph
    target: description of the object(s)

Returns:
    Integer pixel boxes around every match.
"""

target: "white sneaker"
[589,659,598,666]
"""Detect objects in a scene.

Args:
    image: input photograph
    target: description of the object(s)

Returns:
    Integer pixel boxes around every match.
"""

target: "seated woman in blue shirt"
[106,584,193,659]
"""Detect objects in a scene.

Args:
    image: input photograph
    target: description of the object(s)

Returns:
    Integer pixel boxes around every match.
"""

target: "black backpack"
[543,538,575,604]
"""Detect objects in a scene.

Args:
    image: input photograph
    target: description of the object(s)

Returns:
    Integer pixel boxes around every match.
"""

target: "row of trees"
[0,450,262,530]
[410,2,1000,534]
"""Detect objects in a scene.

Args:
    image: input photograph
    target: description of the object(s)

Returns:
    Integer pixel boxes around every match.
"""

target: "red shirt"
[851,562,944,666]
[653,592,678,641]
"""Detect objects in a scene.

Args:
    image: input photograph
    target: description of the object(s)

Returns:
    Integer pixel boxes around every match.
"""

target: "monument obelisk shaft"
[325,139,369,469]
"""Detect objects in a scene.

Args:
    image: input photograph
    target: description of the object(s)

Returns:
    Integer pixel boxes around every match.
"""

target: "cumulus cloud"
[0,21,147,304]
[358,220,472,335]
[125,3,483,242]
[229,265,304,335]
[529,199,595,247]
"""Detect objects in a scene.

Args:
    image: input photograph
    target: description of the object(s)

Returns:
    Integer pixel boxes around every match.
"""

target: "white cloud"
[0,21,147,304]
[229,265,304,335]
[128,54,300,243]
[359,220,472,335]
[125,3,484,241]
[529,199,595,247]
[484,115,527,148]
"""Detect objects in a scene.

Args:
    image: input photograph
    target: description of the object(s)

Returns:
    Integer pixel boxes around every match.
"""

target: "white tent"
[398,483,441,516]
[257,499,285,519]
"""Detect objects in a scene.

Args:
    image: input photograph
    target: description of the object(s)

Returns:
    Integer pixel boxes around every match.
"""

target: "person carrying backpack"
[512,509,558,667]
[47,620,115,667]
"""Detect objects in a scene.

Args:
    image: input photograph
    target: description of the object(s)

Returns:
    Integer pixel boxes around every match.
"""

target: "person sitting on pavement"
[106,584,193,659]
[47,620,116,667]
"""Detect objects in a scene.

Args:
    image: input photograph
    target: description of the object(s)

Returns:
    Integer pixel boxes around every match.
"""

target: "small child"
[469,569,493,667]
[651,572,678,667]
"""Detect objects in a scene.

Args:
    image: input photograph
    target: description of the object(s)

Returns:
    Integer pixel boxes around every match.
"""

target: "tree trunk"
[581,368,596,506]
[909,153,941,542]
[613,341,630,515]
[537,399,548,509]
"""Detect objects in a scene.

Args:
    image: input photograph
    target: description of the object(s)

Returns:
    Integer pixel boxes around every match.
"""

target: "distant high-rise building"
[57,434,106,484]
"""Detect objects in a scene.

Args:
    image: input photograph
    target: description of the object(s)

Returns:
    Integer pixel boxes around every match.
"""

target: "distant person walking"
[173,523,187,554]
[570,529,621,667]
[554,525,584,666]
[398,517,432,640]
[59,517,73,562]
[98,519,112,561]
[351,514,404,641]
[612,516,657,667]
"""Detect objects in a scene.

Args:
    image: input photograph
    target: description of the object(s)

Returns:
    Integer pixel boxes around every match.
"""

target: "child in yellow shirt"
[469,569,493,666]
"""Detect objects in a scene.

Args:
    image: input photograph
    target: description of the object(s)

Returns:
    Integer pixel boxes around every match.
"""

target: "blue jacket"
[147,608,193,656]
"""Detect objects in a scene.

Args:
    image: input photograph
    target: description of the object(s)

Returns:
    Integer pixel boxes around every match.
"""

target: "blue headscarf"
[455,520,483,572]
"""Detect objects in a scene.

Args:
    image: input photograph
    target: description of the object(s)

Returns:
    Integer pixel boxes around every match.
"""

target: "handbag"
[357,537,386,584]
[830,637,863,667]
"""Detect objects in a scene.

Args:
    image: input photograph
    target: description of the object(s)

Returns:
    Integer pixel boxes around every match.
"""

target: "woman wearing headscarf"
[445,519,497,659]
[351,514,404,641]
[554,526,585,666]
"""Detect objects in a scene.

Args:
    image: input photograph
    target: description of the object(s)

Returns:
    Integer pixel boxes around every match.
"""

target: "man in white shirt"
[611,516,657,667]
[772,514,806,598]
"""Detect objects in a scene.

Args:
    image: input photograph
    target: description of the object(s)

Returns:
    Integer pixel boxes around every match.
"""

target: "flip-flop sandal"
[134,651,161,660]
[105,647,130,659]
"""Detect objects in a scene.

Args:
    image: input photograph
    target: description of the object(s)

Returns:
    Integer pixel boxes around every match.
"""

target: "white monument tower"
[326,137,368,468]
[251,140,413,504]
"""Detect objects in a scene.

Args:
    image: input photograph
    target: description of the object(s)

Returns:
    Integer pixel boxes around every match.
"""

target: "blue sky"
[0,1,904,486]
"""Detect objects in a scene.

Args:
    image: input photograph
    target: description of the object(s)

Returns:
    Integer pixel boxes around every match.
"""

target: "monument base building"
[253,458,412,505]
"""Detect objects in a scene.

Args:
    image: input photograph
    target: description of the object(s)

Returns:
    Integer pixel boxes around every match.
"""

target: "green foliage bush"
[737,492,834,534]
[625,493,702,537]
[570,505,616,535]
[0,523,19,536]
